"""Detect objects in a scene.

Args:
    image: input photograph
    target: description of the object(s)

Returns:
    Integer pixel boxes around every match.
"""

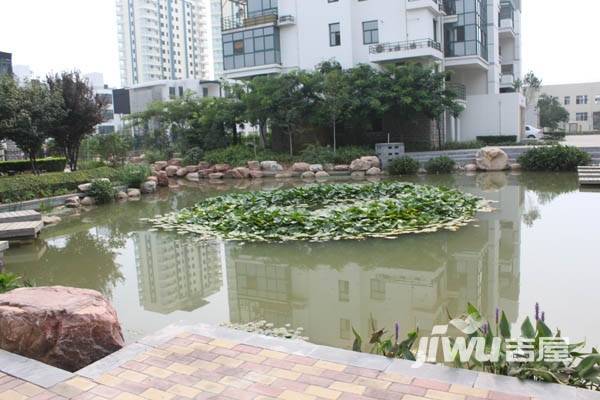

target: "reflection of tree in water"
[518,173,578,226]
[31,231,123,298]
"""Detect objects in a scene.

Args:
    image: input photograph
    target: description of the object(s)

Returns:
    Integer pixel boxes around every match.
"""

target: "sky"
[0,0,599,87]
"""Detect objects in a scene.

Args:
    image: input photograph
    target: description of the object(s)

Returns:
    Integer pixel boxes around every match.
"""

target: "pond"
[4,173,599,352]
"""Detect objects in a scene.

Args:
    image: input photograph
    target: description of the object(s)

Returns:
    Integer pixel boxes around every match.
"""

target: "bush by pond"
[147,182,487,242]
[204,145,295,166]
[88,179,116,204]
[0,167,120,203]
[388,156,420,175]
[299,145,374,165]
[425,156,456,174]
[0,157,67,174]
[518,145,591,171]
[116,164,151,189]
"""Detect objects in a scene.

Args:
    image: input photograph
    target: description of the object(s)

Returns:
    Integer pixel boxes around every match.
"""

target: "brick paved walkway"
[0,325,541,400]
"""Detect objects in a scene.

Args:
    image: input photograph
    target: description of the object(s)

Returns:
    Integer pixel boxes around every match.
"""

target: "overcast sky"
[0,0,598,87]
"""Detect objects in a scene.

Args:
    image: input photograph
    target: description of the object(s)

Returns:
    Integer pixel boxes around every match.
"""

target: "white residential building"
[84,73,126,134]
[219,0,526,143]
[116,0,217,86]
[539,82,600,132]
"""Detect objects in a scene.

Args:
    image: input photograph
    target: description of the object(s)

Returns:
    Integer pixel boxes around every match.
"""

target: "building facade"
[116,0,220,86]
[0,51,12,76]
[219,0,526,143]
[540,82,600,132]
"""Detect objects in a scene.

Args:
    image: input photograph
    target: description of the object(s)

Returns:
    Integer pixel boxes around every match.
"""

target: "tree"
[0,76,65,173]
[88,132,133,166]
[537,94,569,130]
[522,71,542,106]
[318,63,353,152]
[47,72,104,171]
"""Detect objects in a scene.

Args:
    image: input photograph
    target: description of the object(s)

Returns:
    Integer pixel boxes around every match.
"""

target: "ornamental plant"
[425,156,456,174]
[146,182,487,242]
[518,145,591,172]
[388,156,420,175]
[88,179,116,204]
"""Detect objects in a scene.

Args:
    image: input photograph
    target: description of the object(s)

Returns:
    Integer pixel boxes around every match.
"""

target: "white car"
[525,125,544,140]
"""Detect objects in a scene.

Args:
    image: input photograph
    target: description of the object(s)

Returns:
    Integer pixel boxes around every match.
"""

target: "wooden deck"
[578,166,600,186]
[0,210,42,223]
[0,221,43,239]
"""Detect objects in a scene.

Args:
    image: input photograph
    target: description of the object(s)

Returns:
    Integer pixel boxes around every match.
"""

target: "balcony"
[407,0,444,14]
[500,73,515,87]
[222,9,278,32]
[498,18,516,39]
[278,15,295,26]
[369,39,443,63]
[447,83,466,102]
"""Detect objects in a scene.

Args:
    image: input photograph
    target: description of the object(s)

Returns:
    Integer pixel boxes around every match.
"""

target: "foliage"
[46,71,104,171]
[77,160,106,170]
[144,149,169,164]
[0,157,66,174]
[425,156,456,174]
[0,167,119,203]
[0,272,26,293]
[182,147,204,165]
[476,135,518,145]
[440,140,486,150]
[147,182,486,242]
[537,94,570,130]
[518,145,591,172]
[299,145,374,165]
[203,144,294,166]
[351,304,600,391]
[87,132,133,165]
[388,156,420,175]
[0,76,65,173]
[222,321,308,341]
[88,179,116,204]
[116,164,151,189]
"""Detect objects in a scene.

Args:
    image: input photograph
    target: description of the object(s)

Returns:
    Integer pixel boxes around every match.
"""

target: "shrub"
[182,147,204,165]
[0,167,119,203]
[440,140,485,150]
[88,179,116,204]
[77,160,106,170]
[425,156,456,174]
[476,135,518,145]
[518,145,591,172]
[388,156,420,175]
[204,145,295,166]
[0,158,67,174]
[0,272,26,293]
[299,145,374,165]
[144,149,168,164]
[117,164,151,189]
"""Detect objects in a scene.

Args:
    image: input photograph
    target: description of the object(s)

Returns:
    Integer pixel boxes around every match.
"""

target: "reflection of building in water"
[134,232,223,314]
[226,180,524,350]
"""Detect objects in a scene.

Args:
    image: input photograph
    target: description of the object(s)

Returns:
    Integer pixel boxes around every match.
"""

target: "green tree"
[317,62,353,152]
[537,94,569,130]
[88,132,133,165]
[0,76,65,173]
[47,72,104,171]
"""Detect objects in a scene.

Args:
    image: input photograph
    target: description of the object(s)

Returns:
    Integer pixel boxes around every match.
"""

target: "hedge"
[476,135,518,145]
[518,145,591,172]
[0,158,67,174]
[0,167,120,203]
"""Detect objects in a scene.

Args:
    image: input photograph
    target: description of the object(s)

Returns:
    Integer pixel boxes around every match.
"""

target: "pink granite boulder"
[0,286,124,372]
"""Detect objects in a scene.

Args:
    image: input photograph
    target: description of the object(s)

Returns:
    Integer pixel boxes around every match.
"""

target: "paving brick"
[343,366,380,378]
[279,389,315,400]
[209,339,238,349]
[119,370,149,383]
[144,366,174,379]
[412,378,451,392]
[354,376,391,391]
[141,387,176,400]
[329,381,366,395]
[314,361,346,372]
[214,356,244,368]
[270,378,308,393]
[377,372,413,384]
[291,365,325,377]
[258,350,288,360]
[424,389,466,400]
[269,368,301,381]
[0,389,28,400]
[320,370,357,383]
[488,392,531,400]
[14,382,45,397]
[167,362,198,375]
[388,382,427,396]
[364,387,405,400]
[194,380,226,394]
[167,384,202,398]
[304,384,342,400]
[297,374,335,388]
[222,386,258,400]
[248,383,284,397]
[449,385,489,398]
[284,355,317,366]
[244,372,277,386]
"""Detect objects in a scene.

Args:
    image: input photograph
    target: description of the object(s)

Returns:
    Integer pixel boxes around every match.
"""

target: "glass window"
[595,95,600,105]
[370,278,385,300]
[362,20,378,45]
[338,280,349,302]
[576,95,588,105]
[329,23,341,46]
[576,112,588,121]
[223,26,280,70]
[564,96,571,105]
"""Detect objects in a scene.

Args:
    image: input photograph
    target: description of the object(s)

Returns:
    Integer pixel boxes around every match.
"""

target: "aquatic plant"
[0,272,27,293]
[146,182,488,242]
[388,156,420,176]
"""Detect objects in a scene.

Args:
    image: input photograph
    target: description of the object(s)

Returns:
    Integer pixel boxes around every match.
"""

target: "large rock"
[334,165,350,171]
[77,183,92,192]
[127,188,141,198]
[476,147,509,171]
[167,158,182,167]
[176,168,188,177]
[141,181,157,194]
[213,164,231,173]
[292,162,311,172]
[309,164,323,173]
[209,172,224,179]
[301,171,315,179]
[227,167,251,179]
[154,161,168,171]
[249,170,264,179]
[260,161,284,172]
[185,165,199,174]
[0,286,124,372]
[464,164,478,172]
[197,161,211,170]
[186,172,200,181]
[361,156,381,169]
[157,171,169,187]
[80,196,96,206]
[275,172,293,179]
[247,161,261,171]
[147,176,158,183]
[366,167,381,176]
[350,159,371,172]
[65,196,80,208]
[315,171,330,179]
[116,191,128,201]
[42,215,62,226]
[165,165,179,177]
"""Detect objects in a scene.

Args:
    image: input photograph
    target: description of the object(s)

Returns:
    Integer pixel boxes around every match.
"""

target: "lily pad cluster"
[146,182,488,242]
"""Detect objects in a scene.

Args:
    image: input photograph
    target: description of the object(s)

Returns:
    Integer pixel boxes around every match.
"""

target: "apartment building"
[219,0,526,143]
[0,51,12,76]
[540,82,600,132]
[117,0,220,86]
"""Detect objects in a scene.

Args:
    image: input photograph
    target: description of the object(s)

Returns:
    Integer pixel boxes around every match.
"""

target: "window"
[338,280,349,302]
[595,95,600,105]
[576,95,588,105]
[370,278,385,300]
[564,96,570,105]
[202,87,209,97]
[362,20,378,45]
[223,27,280,70]
[329,23,341,46]
[576,112,588,121]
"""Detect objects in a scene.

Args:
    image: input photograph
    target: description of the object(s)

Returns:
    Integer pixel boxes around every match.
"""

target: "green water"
[4,173,599,351]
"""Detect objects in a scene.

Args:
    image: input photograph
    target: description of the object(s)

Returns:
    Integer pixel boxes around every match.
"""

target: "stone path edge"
[1,322,599,399]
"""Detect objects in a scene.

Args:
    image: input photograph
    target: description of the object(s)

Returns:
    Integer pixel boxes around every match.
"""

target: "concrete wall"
[540,82,600,132]
[460,92,525,141]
